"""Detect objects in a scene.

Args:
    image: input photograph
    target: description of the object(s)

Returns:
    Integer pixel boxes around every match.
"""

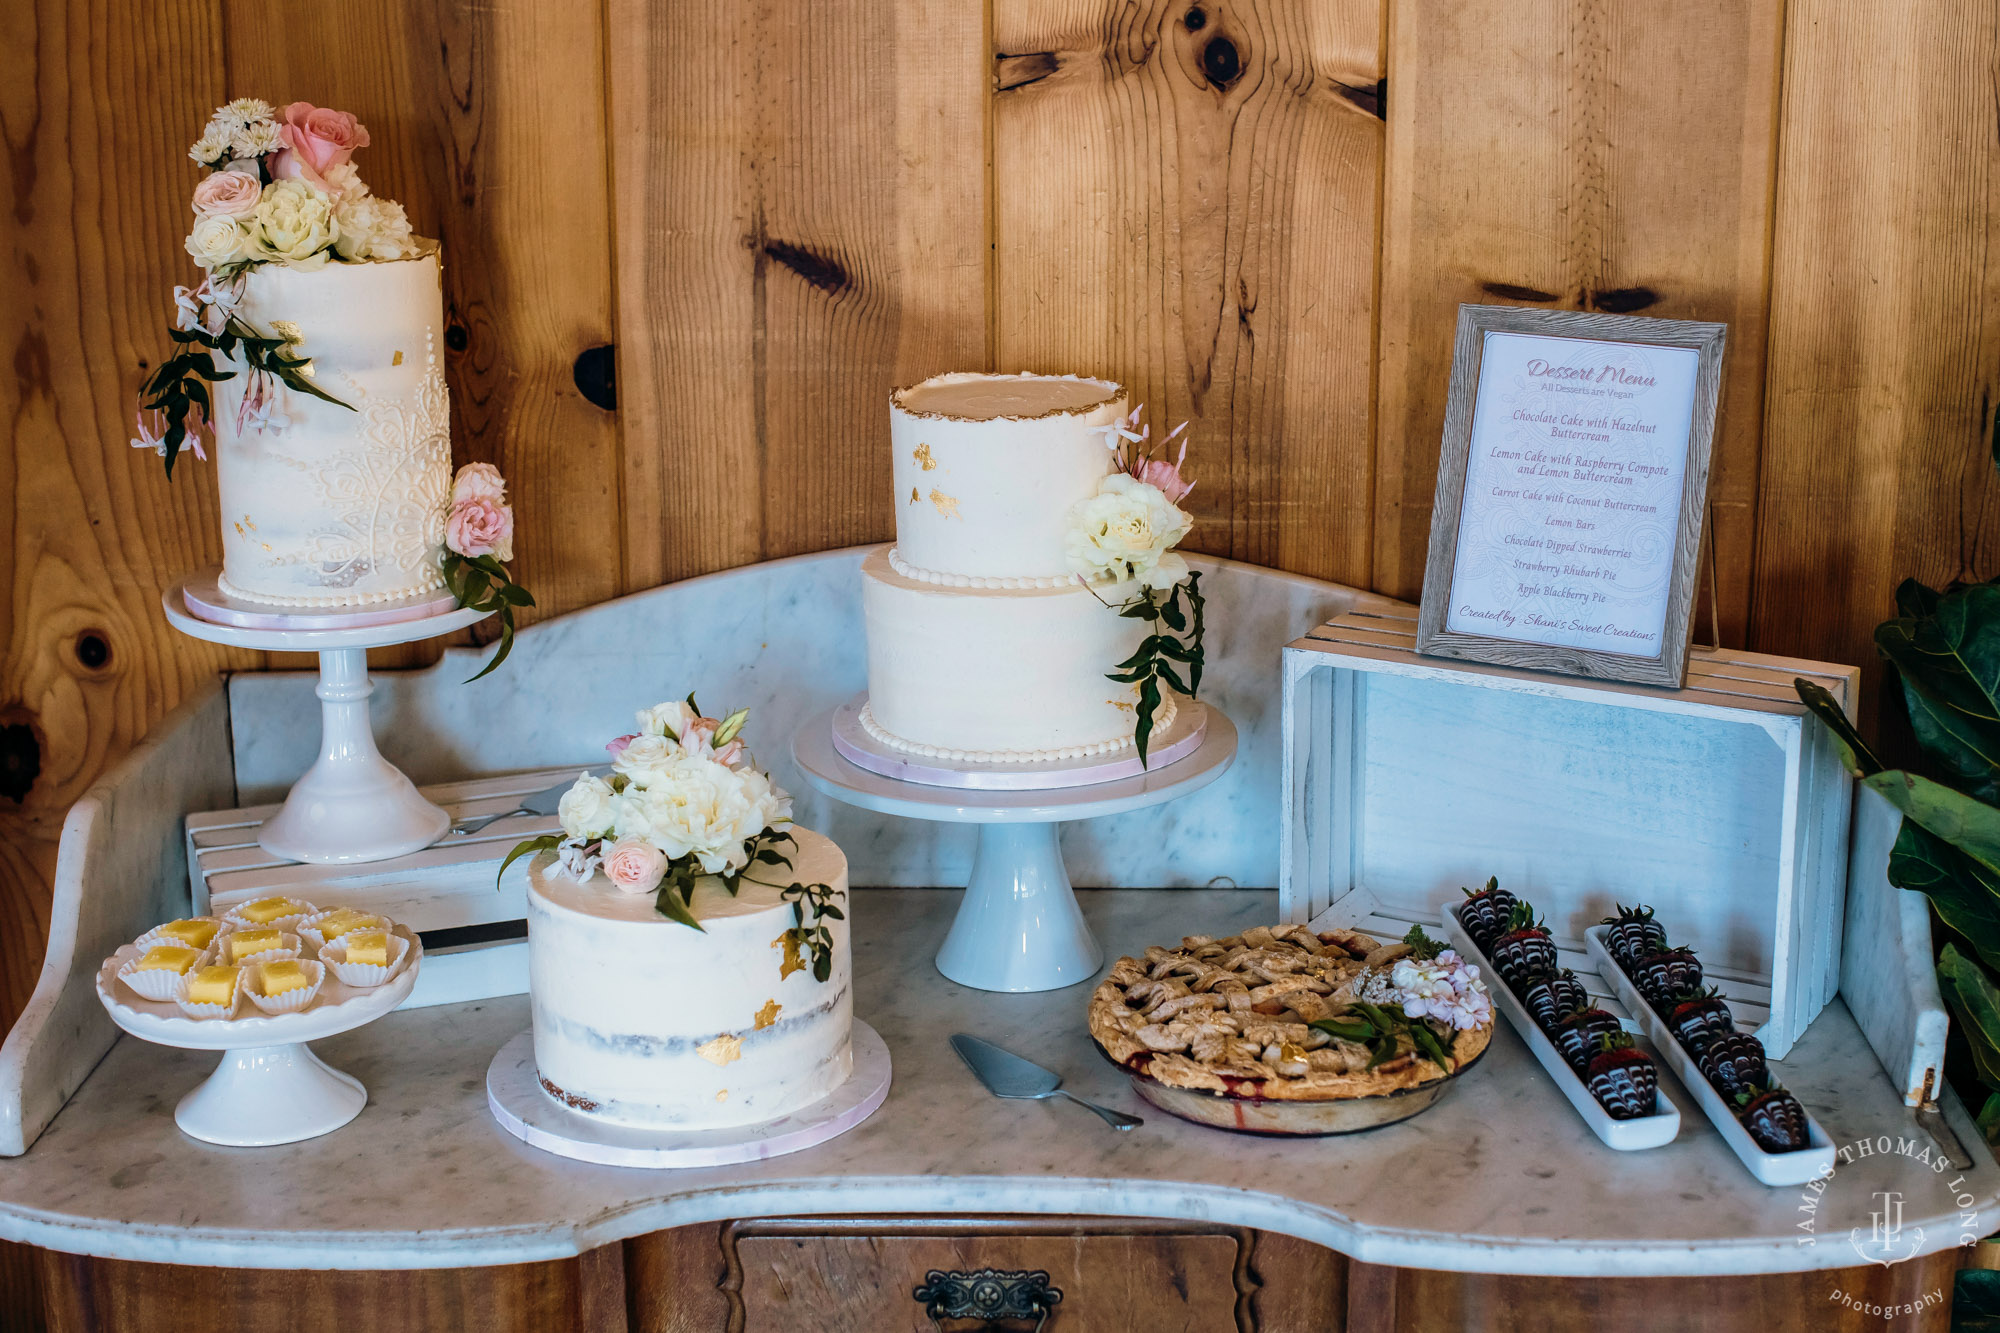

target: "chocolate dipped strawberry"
[1631,945,1703,1011]
[1664,988,1734,1052]
[1696,1031,1768,1101]
[1736,1085,1810,1153]
[1489,903,1559,992]
[1553,1005,1624,1074]
[1521,969,1589,1033]
[1458,877,1516,951]
[1600,903,1666,971]
[1585,1031,1659,1120]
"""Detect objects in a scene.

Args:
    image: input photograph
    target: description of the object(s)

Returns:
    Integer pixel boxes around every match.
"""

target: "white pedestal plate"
[94,929,423,1146]
[163,568,490,865]
[792,700,1237,993]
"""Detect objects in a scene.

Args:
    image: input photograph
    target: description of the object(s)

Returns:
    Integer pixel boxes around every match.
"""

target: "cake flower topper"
[1069,404,1205,765]
[135,96,532,680]
[501,698,846,983]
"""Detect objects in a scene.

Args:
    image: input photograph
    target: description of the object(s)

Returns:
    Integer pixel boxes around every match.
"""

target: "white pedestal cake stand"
[484,1022,893,1168]
[792,700,1238,993]
[163,567,489,865]
[94,929,423,1146]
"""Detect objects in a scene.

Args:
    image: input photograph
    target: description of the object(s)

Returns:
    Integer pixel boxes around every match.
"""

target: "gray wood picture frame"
[1413,304,1727,688]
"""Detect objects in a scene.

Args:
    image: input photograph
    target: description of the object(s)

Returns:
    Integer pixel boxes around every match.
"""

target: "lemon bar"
[234,897,304,924]
[134,945,200,975]
[342,930,391,967]
[313,909,386,940]
[151,919,221,950]
[257,960,312,996]
[186,965,240,1007]
[224,929,286,962]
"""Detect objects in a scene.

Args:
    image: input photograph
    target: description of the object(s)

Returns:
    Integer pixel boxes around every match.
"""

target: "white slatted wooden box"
[186,766,579,1009]
[1280,600,1859,1059]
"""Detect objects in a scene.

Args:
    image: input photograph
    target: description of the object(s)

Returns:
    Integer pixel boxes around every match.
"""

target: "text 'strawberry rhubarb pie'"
[1087,923,1494,1134]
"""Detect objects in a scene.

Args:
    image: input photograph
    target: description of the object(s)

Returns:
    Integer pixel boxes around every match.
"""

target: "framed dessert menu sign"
[1414,304,1727,687]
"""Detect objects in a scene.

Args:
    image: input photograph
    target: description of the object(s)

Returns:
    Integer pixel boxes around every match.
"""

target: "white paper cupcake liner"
[174,968,241,1020]
[243,959,326,1015]
[214,931,302,967]
[135,918,225,954]
[222,900,317,933]
[321,932,410,988]
[297,911,394,955]
[118,953,201,1002]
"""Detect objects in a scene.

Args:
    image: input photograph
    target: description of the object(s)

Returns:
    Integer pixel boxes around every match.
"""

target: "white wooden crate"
[185,766,580,1009]
[1280,600,1858,1059]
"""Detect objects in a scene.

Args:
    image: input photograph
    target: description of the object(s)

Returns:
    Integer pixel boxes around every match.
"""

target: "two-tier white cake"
[526,827,853,1131]
[860,371,1176,760]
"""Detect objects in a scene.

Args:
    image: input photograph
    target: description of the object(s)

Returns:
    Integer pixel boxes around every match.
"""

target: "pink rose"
[191,169,263,219]
[712,738,745,768]
[451,462,508,505]
[444,496,515,561]
[605,734,637,758]
[270,103,370,191]
[602,839,667,895]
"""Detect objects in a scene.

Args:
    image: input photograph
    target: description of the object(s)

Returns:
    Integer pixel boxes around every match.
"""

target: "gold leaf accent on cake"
[392,350,405,366]
[774,933,805,980]
[929,487,960,518]
[696,1034,742,1067]
[912,442,936,471]
[909,486,920,504]
[716,1089,728,1102]
[1108,699,1135,712]
[754,999,782,1030]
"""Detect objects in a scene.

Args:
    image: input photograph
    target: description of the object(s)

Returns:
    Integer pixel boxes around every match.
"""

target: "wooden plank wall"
[0,0,1996,1316]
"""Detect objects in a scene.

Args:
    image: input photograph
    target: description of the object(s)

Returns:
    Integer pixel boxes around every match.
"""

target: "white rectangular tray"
[1584,925,1836,1186]
[1441,909,1680,1151]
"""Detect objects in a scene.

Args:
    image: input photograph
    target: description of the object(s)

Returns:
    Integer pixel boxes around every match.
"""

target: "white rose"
[612,734,682,786]
[184,214,251,269]
[614,760,787,875]
[251,179,338,269]
[556,773,617,840]
[636,700,700,741]
[1063,473,1193,588]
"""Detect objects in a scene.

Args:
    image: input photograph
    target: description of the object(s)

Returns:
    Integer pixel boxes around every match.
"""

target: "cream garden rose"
[184,214,252,269]
[613,756,791,876]
[251,179,338,269]
[332,191,417,261]
[556,773,618,841]
[1064,472,1194,589]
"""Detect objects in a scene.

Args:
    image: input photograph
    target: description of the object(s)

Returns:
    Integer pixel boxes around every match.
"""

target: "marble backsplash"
[228,548,1359,889]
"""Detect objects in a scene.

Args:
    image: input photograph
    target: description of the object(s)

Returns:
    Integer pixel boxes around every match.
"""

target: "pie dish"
[1087,923,1494,1134]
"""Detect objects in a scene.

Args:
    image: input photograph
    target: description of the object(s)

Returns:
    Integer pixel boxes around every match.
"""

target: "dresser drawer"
[724,1219,1251,1332]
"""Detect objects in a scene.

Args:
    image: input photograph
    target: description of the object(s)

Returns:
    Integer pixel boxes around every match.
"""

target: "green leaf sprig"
[443,550,535,682]
[1105,569,1205,766]
[1310,1000,1456,1073]
[142,310,354,476]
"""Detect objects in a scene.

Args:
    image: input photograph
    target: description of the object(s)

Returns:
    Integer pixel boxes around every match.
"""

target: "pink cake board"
[485,1021,892,1169]
[830,695,1207,791]
[179,567,462,632]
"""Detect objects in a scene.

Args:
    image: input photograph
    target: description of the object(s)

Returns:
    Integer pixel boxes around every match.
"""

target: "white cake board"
[830,694,1207,790]
[793,706,1238,993]
[485,1021,892,1168]
[163,568,491,865]
[177,567,463,631]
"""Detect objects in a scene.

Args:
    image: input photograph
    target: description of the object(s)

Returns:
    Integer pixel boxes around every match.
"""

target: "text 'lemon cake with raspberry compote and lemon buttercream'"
[859,371,1203,763]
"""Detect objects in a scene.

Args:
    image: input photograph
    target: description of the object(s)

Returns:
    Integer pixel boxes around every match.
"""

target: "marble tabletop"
[0,889,1992,1277]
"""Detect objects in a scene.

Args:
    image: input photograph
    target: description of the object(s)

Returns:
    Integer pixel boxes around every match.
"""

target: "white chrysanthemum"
[1064,473,1193,590]
[221,97,275,127]
[189,129,229,166]
[613,757,791,875]
[232,120,282,158]
[556,773,618,840]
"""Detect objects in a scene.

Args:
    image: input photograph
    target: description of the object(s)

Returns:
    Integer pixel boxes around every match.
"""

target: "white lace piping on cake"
[886,547,1092,591]
[217,569,448,607]
[858,698,1175,764]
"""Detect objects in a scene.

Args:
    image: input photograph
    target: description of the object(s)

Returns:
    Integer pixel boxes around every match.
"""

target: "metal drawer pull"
[913,1267,1063,1331]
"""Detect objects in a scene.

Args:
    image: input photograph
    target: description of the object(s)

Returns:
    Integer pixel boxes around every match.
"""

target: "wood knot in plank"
[0,719,40,804]
[762,240,851,295]
[1201,36,1241,89]
[1480,281,1560,303]
[995,51,1060,92]
[1589,287,1660,313]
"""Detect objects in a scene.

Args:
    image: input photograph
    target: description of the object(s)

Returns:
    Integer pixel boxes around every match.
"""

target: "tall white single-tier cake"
[860,371,1179,760]
[217,254,452,606]
[526,827,853,1131]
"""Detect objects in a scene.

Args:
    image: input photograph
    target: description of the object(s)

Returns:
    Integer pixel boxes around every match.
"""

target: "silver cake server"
[951,1033,1142,1130]
[452,772,593,836]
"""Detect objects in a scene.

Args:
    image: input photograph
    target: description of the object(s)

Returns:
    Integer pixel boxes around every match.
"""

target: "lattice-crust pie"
[1088,924,1494,1101]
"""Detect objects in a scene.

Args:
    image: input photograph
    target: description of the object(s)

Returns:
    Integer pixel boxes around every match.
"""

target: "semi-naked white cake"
[860,371,1174,760]
[217,253,451,606]
[526,826,853,1130]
